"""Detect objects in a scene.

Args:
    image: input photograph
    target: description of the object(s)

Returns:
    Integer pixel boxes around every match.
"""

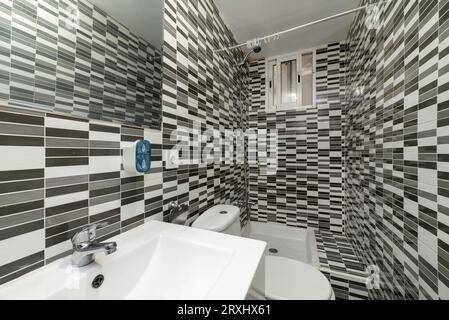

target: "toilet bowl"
[192,204,335,300]
[249,256,334,300]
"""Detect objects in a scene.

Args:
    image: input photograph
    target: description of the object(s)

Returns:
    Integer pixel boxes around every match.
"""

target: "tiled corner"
[315,229,369,300]
[345,0,449,300]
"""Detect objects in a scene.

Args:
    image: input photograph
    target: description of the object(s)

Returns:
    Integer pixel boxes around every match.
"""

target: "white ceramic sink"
[0,221,266,300]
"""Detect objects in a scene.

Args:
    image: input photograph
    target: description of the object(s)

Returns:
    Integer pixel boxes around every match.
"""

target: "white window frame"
[266,48,316,113]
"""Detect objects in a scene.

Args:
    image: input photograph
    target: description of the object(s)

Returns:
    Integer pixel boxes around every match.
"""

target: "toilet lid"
[191,205,240,232]
[253,256,332,300]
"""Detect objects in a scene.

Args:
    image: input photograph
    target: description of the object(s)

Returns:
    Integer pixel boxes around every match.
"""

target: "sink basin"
[0,221,266,300]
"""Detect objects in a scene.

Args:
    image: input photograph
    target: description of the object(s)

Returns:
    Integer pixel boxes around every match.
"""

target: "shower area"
[236,0,449,300]
[244,40,369,299]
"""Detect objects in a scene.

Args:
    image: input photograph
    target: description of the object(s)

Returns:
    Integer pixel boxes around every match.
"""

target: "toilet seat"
[252,256,333,300]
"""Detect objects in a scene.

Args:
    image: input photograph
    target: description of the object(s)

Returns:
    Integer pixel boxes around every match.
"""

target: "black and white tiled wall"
[1,0,249,287]
[248,42,347,234]
[315,229,369,300]
[0,0,162,129]
[345,0,449,299]
[161,0,249,223]
[5,0,449,302]
[0,106,162,284]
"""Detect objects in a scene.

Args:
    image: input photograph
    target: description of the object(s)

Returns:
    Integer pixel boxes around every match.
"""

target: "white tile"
[438,144,449,153]
[0,229,45,266]
[89,156,121,174]
[418,104,438,125]
[45,116,89,131]
[404,147,418,161]
[145,172,163,186]
[419,119,437,132]
[438,162,449,172]
[145,212,163,223]
[89,200,121,216]
[45,165,88,179]
[45,191,88,208]
[418,226,438,258]
[89,131,120,142]
[418,136,437,147]
[89,119,120,128]
[121,201,144,221]
[418,168,437,186]
[121,169,144,179]
[45,239,71,261]
[178,181,189,194]
[404,198,419,218]
[0,146,44,171]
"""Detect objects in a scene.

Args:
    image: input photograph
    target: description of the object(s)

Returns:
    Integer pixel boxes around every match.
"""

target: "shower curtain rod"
[214,0,393,53]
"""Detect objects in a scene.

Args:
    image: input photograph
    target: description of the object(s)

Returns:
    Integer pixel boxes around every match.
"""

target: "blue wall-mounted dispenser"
[123,139,152,174]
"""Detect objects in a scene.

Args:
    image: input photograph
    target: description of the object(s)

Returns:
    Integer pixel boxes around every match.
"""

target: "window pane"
[301,52,313,106]
[281,59,297,105]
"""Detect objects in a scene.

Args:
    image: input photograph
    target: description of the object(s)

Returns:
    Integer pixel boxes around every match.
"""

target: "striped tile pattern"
[0,108,45,285]
[45,113,90,262]
[88,121,121,240]
[315,230,366,275]
[248,42,347,233]
[345,0,449,300]
[144,129,163,222]
[321,270,369,300]
[0,0,162,129]
[315,230,368,300]
[0,106,162,285]
[161,0,249,223]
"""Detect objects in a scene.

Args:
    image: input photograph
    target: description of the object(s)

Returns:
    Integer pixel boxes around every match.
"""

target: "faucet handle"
[168,201,178,210]
[72,222,109,246]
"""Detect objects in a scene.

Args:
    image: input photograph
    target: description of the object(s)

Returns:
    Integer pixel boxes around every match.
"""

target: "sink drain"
[92,274,104,289]
[220,211,228,214]
[269,248,278,254]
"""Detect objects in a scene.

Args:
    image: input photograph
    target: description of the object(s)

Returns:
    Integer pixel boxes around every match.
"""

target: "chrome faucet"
[71,223,117,267]
[168,201,189,225]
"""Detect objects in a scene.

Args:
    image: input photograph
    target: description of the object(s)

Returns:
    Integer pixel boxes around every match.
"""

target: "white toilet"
[192,204,335,300]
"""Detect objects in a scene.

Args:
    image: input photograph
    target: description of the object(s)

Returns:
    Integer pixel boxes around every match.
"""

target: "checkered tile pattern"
[345,0,449,300]
[0,0,162,129]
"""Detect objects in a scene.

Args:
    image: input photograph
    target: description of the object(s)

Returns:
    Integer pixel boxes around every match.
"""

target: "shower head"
[238,45,262,67]
[252,46,262,54]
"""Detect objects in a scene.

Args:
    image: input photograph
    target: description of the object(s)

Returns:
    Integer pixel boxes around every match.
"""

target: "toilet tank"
[191,205,241,236]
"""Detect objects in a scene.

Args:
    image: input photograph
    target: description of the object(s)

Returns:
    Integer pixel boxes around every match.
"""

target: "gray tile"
[0,189,44,207]
[0,208,44,229]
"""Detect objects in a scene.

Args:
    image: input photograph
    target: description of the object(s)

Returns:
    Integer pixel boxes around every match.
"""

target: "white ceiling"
[214,0,360,58]
[89,0,164,48]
